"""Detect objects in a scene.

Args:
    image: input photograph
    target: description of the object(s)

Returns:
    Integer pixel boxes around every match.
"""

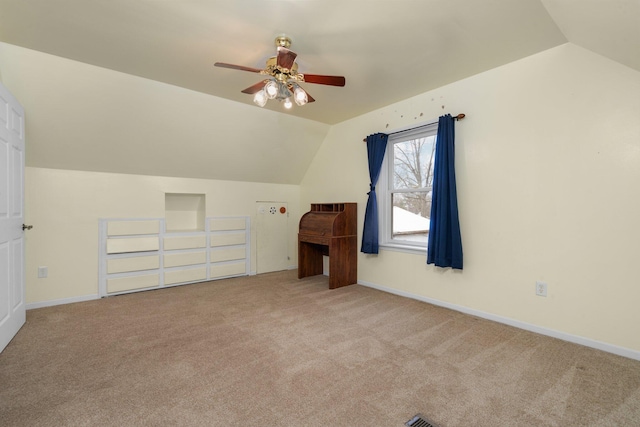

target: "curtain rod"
[363,113,465,142]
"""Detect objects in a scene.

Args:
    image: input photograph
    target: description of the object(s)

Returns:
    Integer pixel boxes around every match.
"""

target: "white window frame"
[378,122,439,254]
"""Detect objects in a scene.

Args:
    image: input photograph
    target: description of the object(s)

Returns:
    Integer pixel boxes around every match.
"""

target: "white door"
[256,201,289,274]
[0,82,26,353]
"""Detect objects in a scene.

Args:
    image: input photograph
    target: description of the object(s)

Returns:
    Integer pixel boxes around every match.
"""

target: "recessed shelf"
[165,193,206,232]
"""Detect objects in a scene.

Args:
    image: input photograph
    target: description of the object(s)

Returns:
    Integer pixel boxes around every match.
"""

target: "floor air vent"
[405,413,439,427]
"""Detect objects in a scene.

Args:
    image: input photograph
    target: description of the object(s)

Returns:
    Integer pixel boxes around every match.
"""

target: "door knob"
[22,224,33,231]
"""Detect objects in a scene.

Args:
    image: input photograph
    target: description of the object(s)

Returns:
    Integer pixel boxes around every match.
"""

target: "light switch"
[38,266,48,278]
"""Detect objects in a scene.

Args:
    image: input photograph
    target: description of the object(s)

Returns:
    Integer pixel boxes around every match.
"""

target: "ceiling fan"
[214,35,346,109]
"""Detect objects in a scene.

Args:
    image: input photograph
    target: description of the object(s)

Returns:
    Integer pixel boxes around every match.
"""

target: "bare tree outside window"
[391,135,437,243]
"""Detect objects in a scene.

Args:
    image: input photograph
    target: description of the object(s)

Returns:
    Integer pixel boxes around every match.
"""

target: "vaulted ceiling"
[0,0,638,183]
[2,0,638,125]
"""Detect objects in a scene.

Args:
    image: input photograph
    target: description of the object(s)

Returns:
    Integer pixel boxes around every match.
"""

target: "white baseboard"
[26,294,100,310]
[358,279,640,362]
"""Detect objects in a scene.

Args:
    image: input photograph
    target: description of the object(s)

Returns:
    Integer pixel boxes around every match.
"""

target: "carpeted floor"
[1,270,640,426]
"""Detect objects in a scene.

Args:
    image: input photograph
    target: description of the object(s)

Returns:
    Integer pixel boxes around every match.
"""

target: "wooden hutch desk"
[298,203,357,289]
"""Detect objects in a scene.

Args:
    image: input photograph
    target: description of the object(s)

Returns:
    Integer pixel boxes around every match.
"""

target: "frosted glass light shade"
[264,80,279,99]
[253,90,268,107]
[294,86,308,106]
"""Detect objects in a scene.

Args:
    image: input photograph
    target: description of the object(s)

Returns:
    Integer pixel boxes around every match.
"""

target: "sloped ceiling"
[0,0,638,183]
[541,0,640,72]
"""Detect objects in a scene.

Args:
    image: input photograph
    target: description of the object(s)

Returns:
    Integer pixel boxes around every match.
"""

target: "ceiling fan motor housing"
[265,57,299,81]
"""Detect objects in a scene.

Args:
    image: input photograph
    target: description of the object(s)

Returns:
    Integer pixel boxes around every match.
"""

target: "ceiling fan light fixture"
[215,35,345,109]
[293,85,308,106]
[253,89,268,107]
[264,80,279,99]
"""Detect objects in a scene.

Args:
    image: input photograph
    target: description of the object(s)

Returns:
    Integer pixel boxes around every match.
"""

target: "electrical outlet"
[536,281,547,297]
[38,266,48,278]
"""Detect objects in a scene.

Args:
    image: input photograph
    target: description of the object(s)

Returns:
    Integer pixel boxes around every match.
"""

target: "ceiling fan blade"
[277,47,297,70]
[306,92,316,103]
[214,62,263,73]
[301,74,346,87]
[241,80,267,94]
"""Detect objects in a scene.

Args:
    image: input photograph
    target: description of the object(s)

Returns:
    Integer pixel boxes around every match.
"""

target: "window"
[379,122,438,252]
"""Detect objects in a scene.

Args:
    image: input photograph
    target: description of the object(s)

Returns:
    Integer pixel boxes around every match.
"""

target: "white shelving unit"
[98,216,250,297]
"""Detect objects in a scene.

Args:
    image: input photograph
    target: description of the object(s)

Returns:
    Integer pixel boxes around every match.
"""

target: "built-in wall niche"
[165,193,206,232]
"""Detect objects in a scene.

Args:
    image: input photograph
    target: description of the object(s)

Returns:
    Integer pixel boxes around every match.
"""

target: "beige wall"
[0,43,309,307]
[301,43,640,353]
[25,167,300,303]
[7,39,640,357]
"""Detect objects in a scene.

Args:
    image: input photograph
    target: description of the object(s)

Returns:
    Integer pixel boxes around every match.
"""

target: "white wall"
[25,167,300,304]
[301,43,640,354]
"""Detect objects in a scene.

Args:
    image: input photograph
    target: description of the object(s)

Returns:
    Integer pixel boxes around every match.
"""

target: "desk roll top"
[298,203,357,289]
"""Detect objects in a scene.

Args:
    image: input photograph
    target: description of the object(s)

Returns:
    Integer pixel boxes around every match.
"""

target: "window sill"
[378,242,427,256]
